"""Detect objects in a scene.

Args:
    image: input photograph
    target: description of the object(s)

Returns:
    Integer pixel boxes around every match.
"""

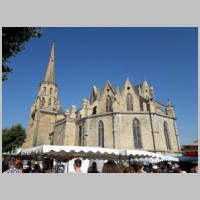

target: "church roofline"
[105,80,116,94]
[75,111,176,122]
[155,100,167,108]
[55,118,66,126]
[135,83,143,89]
[139,95,149,102]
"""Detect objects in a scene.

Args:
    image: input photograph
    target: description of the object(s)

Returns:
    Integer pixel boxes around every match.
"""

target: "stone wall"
[72,112,180,154]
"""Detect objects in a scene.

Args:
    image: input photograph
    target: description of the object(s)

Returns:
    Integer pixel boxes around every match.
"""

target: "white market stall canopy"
[19,145,126,161]
[19,145,163,162]
[162,155,179,162]
[125,149,163,160]
[130,157,162,164]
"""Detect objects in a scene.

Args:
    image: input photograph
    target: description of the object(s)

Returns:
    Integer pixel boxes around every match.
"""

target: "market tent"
[120,149,163,165]
[19,145,166,164]
[19,145,126,161]
[128,157,162,164]
[174,156,198,162]
[162,155,179,162]
[122,149,163,160]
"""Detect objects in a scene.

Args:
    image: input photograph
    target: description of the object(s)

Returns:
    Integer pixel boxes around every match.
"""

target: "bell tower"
[36,42,60,112]
[22,42,64,149]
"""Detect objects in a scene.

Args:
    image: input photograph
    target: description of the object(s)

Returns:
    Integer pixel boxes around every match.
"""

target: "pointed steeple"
[105,79,115,94]
[141,76,150,99]
[143,76,148,86]
[167,98,172,106]
[90,85,98,104]
[116,83,120,93]
[44,42,56,84]
[149,84,155,100]
[142,76,149,90]
[126,73,129,79]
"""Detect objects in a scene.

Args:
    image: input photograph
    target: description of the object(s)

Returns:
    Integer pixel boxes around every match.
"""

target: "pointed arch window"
[164,121,171,150]
[31,112,35,121]
[49,133,54,145]
[48,98,51,106]
[42,98,45,106]
[43,87,46,94]
[133,118,142,149]
[146,103,150,111]
[79,126,82,146]
[126,93,133,111]
[106,95,112,112]
[50,87,53,95]
[98,121,104,147]
[93,106,97,115]
[79,125,85,146]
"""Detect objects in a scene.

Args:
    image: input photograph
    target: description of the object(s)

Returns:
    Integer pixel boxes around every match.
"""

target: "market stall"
[18,145,165,172]
[19,145,126,161]
[162,155,179,162]
[121,149,163,165]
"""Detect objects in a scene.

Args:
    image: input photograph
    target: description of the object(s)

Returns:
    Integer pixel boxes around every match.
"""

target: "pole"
[66,161,69,173]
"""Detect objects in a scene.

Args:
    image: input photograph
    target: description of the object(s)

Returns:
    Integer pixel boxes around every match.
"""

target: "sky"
[2,27,198,146]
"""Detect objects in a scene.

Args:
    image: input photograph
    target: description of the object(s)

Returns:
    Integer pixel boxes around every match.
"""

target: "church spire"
[44,42,56,84]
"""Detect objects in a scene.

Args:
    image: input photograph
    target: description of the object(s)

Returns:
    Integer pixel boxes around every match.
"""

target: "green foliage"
[2,27,43,81]
[2,124,26,153]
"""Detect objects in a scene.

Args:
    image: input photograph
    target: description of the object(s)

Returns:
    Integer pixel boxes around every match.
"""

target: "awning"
[19,145,126,161]
[162,155,179,162]
[123,149,163,160]
[19,145,164,162]
[129,157,162,164]
[174,156,198,162]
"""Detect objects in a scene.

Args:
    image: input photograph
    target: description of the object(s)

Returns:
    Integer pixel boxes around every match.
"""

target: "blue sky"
[2,27,198,145]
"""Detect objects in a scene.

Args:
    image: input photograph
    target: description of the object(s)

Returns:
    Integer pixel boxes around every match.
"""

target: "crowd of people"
[2,157,198,173]
[2,157,52,173]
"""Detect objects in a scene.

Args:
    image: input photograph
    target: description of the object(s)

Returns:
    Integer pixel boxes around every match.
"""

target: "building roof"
[135,83,143,91]
[182,140,198,147]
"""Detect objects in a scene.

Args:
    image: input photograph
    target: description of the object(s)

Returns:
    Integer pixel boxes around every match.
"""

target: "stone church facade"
[23,43,181,155]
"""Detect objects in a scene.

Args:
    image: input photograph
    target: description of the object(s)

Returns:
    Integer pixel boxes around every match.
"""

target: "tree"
[2,124,26,153]
[2,27,43,82]
[2,128,11,153]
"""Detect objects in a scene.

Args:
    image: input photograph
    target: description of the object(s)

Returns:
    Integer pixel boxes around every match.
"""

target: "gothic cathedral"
[23,43,181,155]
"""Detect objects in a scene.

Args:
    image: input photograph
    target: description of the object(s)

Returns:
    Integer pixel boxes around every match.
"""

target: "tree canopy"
[2,124,26,153]
[2,27,43,82]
